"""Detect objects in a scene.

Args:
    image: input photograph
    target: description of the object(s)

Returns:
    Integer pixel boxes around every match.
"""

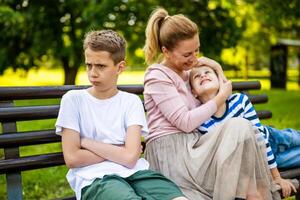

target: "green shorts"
[81,170,184,200]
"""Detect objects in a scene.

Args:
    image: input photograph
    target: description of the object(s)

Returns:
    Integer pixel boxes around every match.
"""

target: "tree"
[0,0,243,84]
[0,2,34,74]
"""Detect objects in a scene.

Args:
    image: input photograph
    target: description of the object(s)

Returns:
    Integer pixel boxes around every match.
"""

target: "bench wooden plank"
[0,152,65,174]
[0,94,269,122]
[0,105,59,122]
[0,81,261,100]
[0,129,59,148]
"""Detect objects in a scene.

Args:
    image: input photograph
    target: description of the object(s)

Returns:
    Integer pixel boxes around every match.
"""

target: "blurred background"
[0,0,299,199]
[0,0,299,88]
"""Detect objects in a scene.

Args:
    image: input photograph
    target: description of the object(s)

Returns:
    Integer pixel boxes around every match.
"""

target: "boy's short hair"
[83,30,126,64]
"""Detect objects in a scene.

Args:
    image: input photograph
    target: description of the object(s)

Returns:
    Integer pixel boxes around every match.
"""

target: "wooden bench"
[0,81,299,199]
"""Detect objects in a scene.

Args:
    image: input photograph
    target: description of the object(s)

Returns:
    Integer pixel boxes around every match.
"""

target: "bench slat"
[0,152,65,174]
[0,94,268,122]
[0,82,260,100]
[0,105,59,122]
[0,129,59,148]
[257,110,272,119]
[248,94,268,104]
[280,168,300,179]
[0,85,144,100]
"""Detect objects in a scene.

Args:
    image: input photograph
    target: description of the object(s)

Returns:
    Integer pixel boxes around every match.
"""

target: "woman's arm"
[146,77,215,132]
[61,128,105,168]
[81,125,142,169]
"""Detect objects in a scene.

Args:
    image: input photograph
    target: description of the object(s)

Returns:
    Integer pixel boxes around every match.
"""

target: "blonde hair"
[83,30,126,64]
[143,8,198,64]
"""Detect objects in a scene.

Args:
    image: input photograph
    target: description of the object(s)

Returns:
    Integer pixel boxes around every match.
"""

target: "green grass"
[253,89,300,130]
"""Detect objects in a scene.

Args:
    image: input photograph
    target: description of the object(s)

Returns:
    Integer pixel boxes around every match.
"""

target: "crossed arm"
[61,125,142,169]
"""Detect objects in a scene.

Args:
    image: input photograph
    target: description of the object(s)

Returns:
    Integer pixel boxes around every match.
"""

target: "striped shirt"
[198,93,277,169]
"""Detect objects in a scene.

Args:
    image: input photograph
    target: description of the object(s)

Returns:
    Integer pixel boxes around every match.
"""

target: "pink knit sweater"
[144,64,217,142]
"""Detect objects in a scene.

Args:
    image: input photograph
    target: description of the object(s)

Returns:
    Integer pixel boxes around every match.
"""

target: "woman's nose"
[190,53,198,63]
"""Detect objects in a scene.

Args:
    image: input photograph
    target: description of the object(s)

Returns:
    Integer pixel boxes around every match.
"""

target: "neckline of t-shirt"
[84,89,122,104]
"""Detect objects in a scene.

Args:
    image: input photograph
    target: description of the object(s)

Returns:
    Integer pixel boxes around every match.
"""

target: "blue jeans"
[266,126,300,168]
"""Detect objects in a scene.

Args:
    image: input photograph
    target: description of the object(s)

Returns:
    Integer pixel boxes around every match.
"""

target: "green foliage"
[0,0,244,83]
[252,0,300,39]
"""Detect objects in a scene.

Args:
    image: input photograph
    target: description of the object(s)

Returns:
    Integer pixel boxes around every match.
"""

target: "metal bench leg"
[7,173,22,200]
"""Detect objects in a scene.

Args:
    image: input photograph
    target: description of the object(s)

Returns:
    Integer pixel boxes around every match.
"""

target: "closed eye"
[205,70,211,74]
[193,74,201,80]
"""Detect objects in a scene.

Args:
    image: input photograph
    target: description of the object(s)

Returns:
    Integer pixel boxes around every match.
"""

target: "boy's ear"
[117,61,126,74]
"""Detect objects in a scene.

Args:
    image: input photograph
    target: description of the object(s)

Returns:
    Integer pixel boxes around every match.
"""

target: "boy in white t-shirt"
[56,30,187,200]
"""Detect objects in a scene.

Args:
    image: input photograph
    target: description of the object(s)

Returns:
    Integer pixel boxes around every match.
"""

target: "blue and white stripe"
[198,93,277,169]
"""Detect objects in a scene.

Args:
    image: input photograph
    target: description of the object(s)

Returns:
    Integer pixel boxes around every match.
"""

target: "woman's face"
[163,34,200,72]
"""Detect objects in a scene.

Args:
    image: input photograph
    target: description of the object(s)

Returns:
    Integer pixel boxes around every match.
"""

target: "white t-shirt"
[55,89,149,199]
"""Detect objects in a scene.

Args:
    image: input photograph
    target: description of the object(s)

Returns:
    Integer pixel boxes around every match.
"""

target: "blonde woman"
[143,8,279,200]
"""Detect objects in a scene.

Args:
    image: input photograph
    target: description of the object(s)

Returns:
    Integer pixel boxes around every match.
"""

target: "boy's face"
[85,47,125,90]
[190,66,219,97]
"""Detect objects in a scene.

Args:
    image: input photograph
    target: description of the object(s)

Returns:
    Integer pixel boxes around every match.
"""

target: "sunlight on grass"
[0,68,65,86]
[0,67,299,90]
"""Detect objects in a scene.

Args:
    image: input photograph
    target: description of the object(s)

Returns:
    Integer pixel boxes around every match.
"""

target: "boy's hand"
[197,57,227,82]
[274,177,297,197]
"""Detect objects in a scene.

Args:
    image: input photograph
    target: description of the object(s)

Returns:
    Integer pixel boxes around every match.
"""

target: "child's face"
[85,47,125,89]
[190,66,220,97]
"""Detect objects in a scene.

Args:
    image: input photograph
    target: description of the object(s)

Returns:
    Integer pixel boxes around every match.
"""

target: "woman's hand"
[197,57,227,82]
[274,177,297,198]
[218,79,232,101]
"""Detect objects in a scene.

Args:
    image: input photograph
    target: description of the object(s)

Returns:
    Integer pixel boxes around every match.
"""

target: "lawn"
[0,68,299,199]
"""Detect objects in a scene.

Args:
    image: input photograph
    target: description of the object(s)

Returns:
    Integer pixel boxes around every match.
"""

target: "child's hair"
[143,8,198,65]
[83,30,126,64]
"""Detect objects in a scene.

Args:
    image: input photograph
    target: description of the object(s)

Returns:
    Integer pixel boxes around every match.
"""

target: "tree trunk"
[64,67,79,85]
[62,57,79,85]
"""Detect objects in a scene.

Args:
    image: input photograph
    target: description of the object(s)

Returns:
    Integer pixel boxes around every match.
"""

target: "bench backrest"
[0,81,271,199]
